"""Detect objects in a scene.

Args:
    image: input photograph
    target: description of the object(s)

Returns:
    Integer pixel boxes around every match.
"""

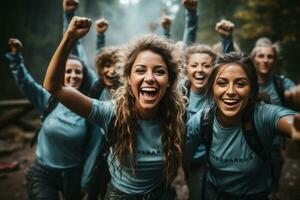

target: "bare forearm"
[43,33,75,94]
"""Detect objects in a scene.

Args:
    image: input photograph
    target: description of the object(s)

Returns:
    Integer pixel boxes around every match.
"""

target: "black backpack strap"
[242,108,269,161]
[89,79,105,99]
[200,106,215,164]
[272,74,285,106]
[30,96,58,147]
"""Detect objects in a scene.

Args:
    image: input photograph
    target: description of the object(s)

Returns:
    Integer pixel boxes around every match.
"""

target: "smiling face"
[64,59,84,90]
[187,53,213,93]
[129,50,169,119]
[254,46,275,76]
[213,64,250,124]
[99,62,118,88]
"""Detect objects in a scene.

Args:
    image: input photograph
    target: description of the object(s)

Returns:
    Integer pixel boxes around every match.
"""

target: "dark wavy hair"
[67,54,92,95]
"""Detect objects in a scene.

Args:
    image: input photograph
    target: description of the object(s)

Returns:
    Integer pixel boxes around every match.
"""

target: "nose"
[144,71,155,83]
[226,83,236,96]
[196,65,203,72]
[108,67,116,75]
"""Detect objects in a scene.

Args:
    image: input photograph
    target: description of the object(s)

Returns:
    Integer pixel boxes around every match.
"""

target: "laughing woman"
[186,53,300,200]
[43,16,185,199]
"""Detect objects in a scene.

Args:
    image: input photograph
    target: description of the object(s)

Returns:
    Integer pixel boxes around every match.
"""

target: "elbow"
[43,80,63,96]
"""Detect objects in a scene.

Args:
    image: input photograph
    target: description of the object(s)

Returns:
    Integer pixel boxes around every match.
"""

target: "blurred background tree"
[0,0,299,101]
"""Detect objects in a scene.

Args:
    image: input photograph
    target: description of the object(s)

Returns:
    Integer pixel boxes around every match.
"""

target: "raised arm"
[43,16,93,118]
[63,0,97,83]
[160,15,172,39]
[215,19,235,54]
[5,38,50,112]
[95,18,109,53]
[182,0,198,46]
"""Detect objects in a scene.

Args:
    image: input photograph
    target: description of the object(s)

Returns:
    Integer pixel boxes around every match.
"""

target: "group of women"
[5,0,300,200]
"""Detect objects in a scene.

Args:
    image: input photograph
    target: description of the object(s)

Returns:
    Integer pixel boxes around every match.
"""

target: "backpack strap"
[242,120,269,161]
[200,106,214,163]
[272,74,285,106]
[89,79,105,99]
[30,96,58,147]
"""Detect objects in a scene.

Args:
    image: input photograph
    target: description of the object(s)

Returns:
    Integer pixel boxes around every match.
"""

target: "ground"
[0,130,300,200]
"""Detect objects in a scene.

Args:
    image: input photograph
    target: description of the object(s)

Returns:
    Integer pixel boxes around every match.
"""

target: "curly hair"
[184,44,217,68]
[111,35,186,183]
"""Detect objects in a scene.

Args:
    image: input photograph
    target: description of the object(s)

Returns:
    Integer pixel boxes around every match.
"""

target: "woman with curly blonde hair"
[43,16,185,199]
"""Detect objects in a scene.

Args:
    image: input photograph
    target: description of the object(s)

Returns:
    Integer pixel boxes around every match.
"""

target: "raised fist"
[215,19,235,37]
[8,38,22,54]
[66,16,92,41]
[182,0,198,11]
[95,18,109,34]
[160,15,172,29]
[63,0,79,13]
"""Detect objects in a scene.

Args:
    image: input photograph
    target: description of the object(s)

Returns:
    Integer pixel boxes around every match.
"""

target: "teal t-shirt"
[259,77,295,145]
[88,100,165,194]
[259,77,295,106]
[186,89,208,162]
[36,103,88,169]
[186,103,295,196]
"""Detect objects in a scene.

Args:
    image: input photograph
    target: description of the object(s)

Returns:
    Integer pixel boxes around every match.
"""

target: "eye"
[203,64,211,69]
[236,80,248,88]
[154,68,166,76]
[75,69,82,75]
[65,69,72,74]
[216,79,227,87]
[135,67,146,75]
[189,63,197,68]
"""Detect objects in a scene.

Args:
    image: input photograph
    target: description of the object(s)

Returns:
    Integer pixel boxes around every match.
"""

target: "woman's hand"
[65,16,92,43]
[8,38,22,54]
[63,0,79,13]
[95,18,109,34]
[291,114,300,141]
[215,19,235,37]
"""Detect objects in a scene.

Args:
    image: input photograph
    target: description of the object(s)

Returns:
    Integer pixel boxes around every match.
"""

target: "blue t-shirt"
[186,103,295,196]
[259,76,295,145]
[6,52,90,169]
[259,77,295,106]
[88,100,165,194]
[186,88,208,162]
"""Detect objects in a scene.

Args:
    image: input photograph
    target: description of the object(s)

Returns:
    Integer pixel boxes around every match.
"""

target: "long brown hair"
[112,35,185,183]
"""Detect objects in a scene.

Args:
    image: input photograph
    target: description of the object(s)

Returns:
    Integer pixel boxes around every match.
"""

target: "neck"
[191,85,204,94]
[216,110,242,128]
[136,105,158,120]
[257,73,272,84]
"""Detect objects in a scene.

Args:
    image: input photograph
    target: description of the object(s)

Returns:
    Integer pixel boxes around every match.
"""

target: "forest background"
[0,0,299,101]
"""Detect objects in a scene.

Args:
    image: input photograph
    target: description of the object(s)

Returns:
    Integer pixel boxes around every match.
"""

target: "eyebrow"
[216,77,249,81]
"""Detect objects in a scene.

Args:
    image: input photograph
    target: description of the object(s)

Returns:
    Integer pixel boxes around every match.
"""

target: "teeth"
[223,99,238,103]
[141,87,157,92]
[195,74,205,79]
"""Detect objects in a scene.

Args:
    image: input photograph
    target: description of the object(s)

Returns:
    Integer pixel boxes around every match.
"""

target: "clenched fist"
[8,38,22,54]
[215,19,235,37]
[160,15,171,30]
[63,0,79,13]
[66,16,92,41]
[182,0,198,11]
[95,18,109,34]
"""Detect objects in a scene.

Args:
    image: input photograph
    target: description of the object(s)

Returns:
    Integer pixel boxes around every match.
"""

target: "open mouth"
[140,87,159,102]
[194,73,206,81]
[222,99,240,107]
